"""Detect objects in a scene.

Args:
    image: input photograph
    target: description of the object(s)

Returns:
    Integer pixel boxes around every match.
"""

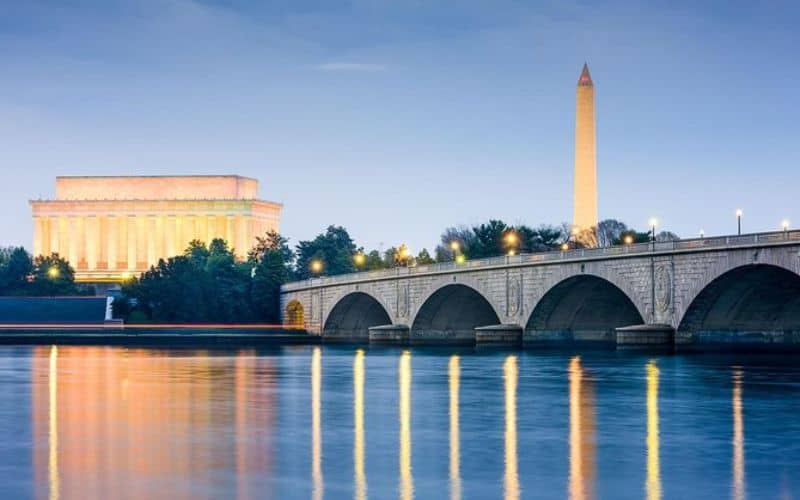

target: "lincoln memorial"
[30,175,282,283]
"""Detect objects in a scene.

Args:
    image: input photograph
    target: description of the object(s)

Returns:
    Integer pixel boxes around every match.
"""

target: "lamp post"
[310,259,323,276]
[353,252,366,268]
[648,218,658,242]
[449,241,460,262]
[699,229,705,239]
[736,209,743,235]
[504,231,519,256]
[782,220,790,233]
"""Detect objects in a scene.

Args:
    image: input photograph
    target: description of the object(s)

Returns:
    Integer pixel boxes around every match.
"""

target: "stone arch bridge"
[281,231,800,349]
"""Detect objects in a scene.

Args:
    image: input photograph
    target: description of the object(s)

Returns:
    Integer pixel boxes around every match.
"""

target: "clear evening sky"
[1,0,798,254]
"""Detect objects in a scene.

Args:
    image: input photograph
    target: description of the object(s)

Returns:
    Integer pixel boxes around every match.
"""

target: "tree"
[470,220,509,258]
[435,226,475,262]
[250,232,294,322]
[0,247,32,294]
[30,253,77,296]
[295,226,357,279]
[364,250,386,270]
[597,219,629,247]
[416,248,435,265]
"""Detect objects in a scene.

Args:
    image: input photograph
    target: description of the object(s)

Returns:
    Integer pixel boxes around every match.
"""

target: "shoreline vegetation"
[0,219,676,325]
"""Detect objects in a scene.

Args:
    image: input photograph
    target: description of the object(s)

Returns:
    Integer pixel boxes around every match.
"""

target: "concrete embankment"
[0,325,318,346]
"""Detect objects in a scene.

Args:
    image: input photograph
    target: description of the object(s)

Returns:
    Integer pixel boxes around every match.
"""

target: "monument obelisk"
[573,63,598,233]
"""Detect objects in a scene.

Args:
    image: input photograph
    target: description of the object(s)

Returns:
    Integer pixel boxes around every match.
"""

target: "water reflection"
[732,368,745,500]
[399,350,414,500]
[312,347,323,500]
[504,355,520,500]
[646,360,661,500]
[33,346,276,499]
[354,349,367,500]
[568,356,595,500]
[49,346,59,500]
[449,356,461,500]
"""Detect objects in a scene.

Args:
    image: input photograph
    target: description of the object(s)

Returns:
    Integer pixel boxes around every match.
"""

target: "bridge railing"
[282,229,800,291]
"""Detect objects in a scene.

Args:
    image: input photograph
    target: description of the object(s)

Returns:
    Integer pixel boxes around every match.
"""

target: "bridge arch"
[285,300,305,328]
[677,264,800,337]
[323,291,392,342]
[525,274,644,342]
[411,283,501,343]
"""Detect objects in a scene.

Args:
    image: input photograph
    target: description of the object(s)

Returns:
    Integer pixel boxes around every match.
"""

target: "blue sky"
[1,0,798,253]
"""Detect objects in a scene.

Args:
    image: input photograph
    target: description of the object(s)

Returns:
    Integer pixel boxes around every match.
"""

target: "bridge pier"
[475,324,523,347]
[368,324,409,345]
[616,324,675,350]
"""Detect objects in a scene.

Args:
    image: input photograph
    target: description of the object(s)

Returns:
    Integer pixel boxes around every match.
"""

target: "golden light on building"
[312,347,323,500]
[30,175,281,283]
[399,350,414,500]
[354,349,367,500]
[732,369,745,500]
[504,355,520,500]
[568,356,595,500]
[646,360,661,500]
[449,356,461,500]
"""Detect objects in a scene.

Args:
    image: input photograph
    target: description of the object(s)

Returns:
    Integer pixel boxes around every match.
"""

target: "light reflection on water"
[5,346,800,499]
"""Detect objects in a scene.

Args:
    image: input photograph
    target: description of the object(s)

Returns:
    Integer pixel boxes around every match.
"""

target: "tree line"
[2,217,678,324]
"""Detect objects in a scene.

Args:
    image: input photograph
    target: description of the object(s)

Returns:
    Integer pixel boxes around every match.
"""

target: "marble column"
[49,216,60,258]
[68,217,79,270]
[147,216,158,266]
[127,215,138,271]
[33,217,44,257]
[136,216,147,268]
[86,216,98,271]
[107,216,118,271]
[165,215,177,258]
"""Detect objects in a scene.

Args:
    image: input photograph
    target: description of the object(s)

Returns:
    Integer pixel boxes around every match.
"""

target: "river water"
[0,345,798,499]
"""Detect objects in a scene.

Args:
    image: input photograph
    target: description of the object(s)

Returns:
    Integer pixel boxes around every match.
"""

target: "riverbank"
[0,325,318,346]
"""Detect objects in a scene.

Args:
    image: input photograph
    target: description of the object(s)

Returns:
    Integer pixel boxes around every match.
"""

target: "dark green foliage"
[118,233,295,324]
[250,231,294,323]
[0,247,79,296]
[30,253,78,296]
[416,248,435,265]
[295,226,357,279]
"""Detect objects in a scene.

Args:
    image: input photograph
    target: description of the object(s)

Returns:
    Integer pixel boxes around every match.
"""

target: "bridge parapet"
[280,230,800,350]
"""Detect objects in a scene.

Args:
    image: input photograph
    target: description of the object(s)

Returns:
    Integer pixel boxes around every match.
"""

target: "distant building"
[573,63,598,232]
[30,175,282,283]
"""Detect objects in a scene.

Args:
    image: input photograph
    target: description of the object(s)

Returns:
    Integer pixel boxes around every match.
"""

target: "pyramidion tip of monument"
[578,62,593,86]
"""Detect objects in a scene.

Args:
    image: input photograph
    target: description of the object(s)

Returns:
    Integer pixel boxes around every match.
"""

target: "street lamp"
[560,242,569,252]
[504,231,519,256]
[449,241,461,262]
[455,254,466,264]
[623,234,634,245]
[648,218,658,242]
[47,267,59,279]
[353,252,366,268]
[736,209,743,235]
[310,259,323,275]
[782,219,790,232]
[699,229,705,239]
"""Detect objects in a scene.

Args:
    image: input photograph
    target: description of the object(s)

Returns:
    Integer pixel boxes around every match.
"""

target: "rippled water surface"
[1,345,799,499]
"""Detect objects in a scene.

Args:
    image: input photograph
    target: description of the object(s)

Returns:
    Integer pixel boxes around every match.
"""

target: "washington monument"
[573,63,598,232]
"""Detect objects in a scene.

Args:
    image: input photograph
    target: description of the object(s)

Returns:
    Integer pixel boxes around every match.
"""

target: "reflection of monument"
[573,63,598,233]
[30,175,282,283]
